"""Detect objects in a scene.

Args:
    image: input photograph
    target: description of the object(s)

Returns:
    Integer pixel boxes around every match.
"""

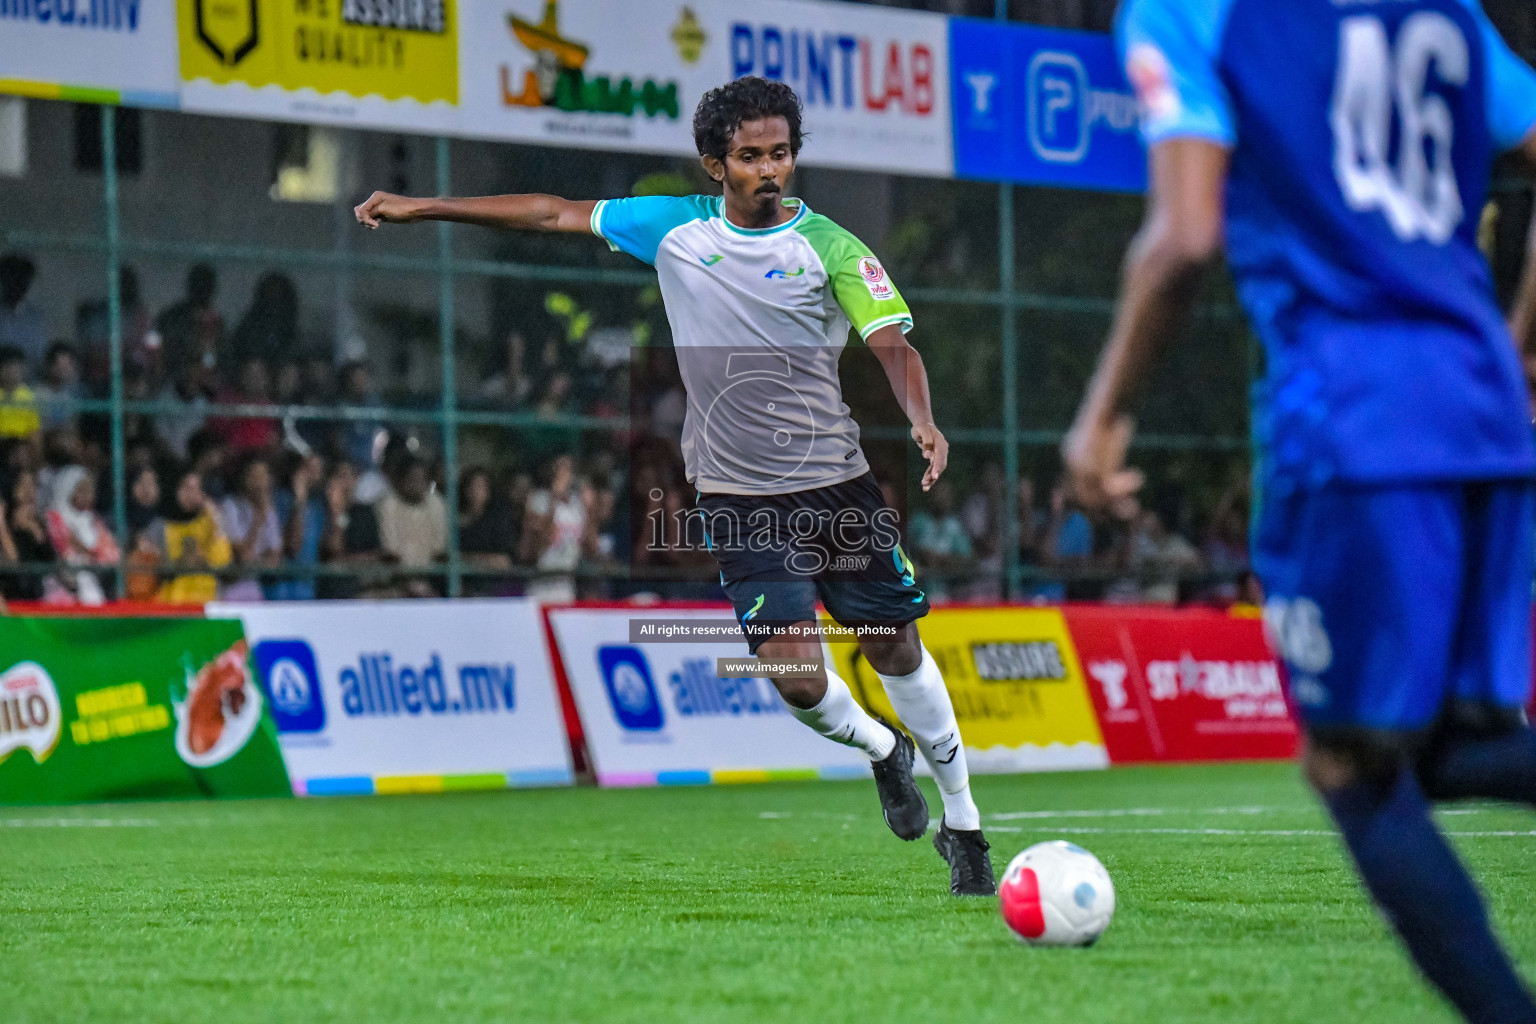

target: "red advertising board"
[1063,607,1298,764]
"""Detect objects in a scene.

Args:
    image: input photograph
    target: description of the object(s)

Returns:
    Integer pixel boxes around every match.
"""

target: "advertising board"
[949,18,1145,192]
[458,0,954,174]
[1065,607,1298,764]
[828,606,1109,774]
[0,0,180,106]
[0,617,290,804]
[177,0,459,131]
[209,600,574,795]
[545,605,872,786]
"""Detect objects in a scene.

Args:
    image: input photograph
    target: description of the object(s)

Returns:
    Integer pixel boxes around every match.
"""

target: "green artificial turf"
[5,762,1536,1023]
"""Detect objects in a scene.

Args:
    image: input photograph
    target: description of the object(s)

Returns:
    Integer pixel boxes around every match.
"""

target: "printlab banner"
[949,17,1145,192]
[458,0,954,175]
[176,0,460,131]
[1065,607,1298,764]
[828,606,1110,774]
[0,617,290,805]
[1,0,1154,191]
[545,605,871,787]
[209,600,574,795]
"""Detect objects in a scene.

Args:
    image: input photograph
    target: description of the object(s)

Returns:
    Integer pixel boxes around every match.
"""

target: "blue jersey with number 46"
[1117,0,1536,486]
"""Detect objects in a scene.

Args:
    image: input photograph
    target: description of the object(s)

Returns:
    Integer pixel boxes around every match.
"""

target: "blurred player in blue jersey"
[1065,1,1536,1020]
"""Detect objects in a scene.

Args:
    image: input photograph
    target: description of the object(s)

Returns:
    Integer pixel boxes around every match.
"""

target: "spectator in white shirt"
[220,453,283,601]
[520,453,593,602]
[376,453,447,597]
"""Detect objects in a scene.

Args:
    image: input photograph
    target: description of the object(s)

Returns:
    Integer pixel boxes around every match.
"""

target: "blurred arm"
[1507,129,1536,357]
[355,191,599,234]
[1063,139,1231,509]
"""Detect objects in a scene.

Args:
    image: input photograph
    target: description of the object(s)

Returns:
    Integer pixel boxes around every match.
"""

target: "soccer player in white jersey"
[355,77,994,895]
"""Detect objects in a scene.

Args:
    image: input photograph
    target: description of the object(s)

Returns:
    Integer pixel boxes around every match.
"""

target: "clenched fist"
[354,191,423,228]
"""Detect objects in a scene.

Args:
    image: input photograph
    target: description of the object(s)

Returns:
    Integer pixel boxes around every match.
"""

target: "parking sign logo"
[1028,51,1089,164]
[598,646,664,731]
[253,640,325,734]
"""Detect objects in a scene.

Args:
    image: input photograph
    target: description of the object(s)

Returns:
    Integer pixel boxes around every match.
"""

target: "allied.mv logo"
[598,646,664,731]
[253,639,325,734]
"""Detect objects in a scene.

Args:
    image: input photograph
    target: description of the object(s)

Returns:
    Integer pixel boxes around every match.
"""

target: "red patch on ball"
[1000,865,1047,939]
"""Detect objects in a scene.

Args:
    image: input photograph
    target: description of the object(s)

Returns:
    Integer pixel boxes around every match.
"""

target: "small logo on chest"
[765,267,806,280]
[699,254,725,266]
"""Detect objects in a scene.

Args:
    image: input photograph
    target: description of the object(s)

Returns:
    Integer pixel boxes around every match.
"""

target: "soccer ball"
[999,841,1116,947]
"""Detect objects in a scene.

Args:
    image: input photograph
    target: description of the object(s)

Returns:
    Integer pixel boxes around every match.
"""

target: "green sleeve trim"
[590,200,621,253]
[859,313,915,339]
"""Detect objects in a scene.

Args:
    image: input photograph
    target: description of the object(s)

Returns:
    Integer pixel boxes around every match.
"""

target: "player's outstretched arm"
[1508,130,1536,360]
[354,191,599,234]
[1063,138,1230,510]
[868,325,947,492]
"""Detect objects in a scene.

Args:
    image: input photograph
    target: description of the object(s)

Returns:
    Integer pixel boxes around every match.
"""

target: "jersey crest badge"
[1127,43,1182,128]
[859,257,894,300]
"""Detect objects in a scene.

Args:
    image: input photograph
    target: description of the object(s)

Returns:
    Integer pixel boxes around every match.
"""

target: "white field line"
[759,804,1514,823]
[0,817,159,828]
[760,802,1530,840]
[986,825,1536,838]
[987,806,1301,821]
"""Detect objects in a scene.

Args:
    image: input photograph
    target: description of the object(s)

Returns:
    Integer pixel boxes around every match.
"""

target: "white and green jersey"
[591,194,913,496]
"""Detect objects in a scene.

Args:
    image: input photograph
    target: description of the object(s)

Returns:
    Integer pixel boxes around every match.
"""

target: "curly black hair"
[692,76,804,162]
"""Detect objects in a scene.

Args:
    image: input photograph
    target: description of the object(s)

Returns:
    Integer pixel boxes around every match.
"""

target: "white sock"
[876,644,981,831]
[787,668,895,761]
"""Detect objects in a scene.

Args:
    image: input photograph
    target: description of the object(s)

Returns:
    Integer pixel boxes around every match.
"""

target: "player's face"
[715,117,795,215]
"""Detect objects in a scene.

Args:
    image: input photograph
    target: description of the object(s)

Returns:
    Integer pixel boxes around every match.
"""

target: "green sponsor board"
[0,618,291,804]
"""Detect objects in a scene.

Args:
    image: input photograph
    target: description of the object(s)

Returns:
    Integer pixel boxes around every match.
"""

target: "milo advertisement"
[0,618,291,804]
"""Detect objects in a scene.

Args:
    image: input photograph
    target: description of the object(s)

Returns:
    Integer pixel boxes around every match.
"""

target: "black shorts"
[694,471,929,654]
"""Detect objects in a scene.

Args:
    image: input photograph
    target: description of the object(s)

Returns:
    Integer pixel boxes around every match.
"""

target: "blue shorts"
[1253,479,1534,736]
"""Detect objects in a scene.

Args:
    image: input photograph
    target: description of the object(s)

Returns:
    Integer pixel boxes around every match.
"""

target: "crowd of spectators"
[0,253,630,605]
[0,426,625,605]
[907,461,1256,607]
[0,251,1251,608]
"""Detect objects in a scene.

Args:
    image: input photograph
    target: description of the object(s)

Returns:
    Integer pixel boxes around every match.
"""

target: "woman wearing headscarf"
[140,466,232,605]
[43,465,119,605]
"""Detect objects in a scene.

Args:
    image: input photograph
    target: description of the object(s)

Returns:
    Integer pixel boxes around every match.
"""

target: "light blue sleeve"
[1115,0,1237,148]
[1464,2,1536,152]
[590,195,714,266]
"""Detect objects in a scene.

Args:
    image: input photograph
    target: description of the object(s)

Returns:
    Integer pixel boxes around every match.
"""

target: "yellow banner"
[178,0,458,104]
[828,608,1106,771]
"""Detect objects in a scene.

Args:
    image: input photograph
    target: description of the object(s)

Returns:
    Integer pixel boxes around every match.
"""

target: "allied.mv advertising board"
[209,600,574,795]
[545,605,872,787]
[0,0,180,106]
